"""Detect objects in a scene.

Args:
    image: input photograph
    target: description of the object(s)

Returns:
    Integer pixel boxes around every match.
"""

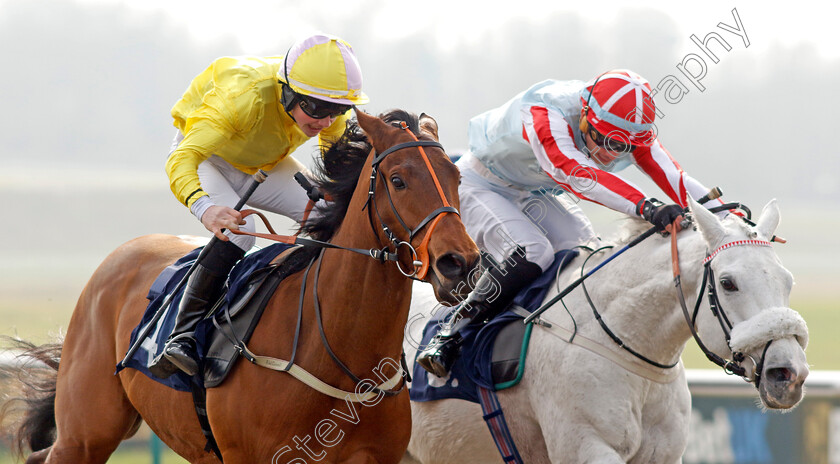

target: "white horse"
[401,198,809,464]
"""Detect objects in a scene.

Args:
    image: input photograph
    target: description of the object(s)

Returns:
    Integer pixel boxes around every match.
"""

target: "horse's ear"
[754,199,781,240]
[419,113,440,141]
[689,196,727,247]
[354,108,392,148]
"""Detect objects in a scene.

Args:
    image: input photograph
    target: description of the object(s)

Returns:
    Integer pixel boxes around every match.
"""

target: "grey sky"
[1,0,838,315]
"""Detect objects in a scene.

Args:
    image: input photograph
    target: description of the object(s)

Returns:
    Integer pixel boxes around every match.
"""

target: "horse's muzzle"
[757,337,809,409]
[429,251,480,305]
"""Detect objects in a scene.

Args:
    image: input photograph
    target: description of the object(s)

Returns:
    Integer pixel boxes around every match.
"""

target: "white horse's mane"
[609,217,652,246]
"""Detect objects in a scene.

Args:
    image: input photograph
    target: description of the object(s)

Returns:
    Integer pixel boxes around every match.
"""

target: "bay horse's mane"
[301,109,426,242]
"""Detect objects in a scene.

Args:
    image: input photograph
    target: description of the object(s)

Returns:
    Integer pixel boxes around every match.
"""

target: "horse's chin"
[427,272,465,306]
[430,284,462,306]
[758,365,808,409]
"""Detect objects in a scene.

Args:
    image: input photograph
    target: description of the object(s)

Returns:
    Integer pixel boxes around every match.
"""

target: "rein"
[669,221,747,379]
[579,246,680,369]
[216,249,407,402]
[232,209,401,263]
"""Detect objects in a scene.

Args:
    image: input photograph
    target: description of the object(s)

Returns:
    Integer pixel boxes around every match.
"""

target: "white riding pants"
[169,130,316,251]
[456,154,598,271]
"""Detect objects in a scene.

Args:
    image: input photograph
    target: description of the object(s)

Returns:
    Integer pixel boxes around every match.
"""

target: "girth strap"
[236,343,404,402]
[477,385,524,464]
[212,244,407,402]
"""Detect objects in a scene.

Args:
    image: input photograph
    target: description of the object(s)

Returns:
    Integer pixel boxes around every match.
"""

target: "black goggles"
[589,127,636,153]
[298,95,351,119]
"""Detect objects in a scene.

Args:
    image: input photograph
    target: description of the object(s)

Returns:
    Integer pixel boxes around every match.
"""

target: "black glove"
[639,198,684,232]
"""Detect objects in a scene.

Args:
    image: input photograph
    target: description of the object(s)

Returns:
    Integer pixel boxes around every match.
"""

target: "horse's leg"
[630,381,690,464]
[398,453,422,464]
[45,359,142,463]
[43,287,143,463]
[498,388,551,464]
[406,399,503,463]
[525,337,645,464]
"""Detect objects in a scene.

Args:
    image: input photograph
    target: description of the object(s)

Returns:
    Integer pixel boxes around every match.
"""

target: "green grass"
[0,441,188,463]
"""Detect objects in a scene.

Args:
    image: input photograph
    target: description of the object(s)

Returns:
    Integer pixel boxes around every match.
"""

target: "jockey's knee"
[525,245,555,271]
[227,232,254,252]
[225,214,256,251]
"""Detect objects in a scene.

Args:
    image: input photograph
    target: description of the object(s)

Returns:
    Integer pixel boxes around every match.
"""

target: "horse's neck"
[562,229,709,364]
[314,171,413,361]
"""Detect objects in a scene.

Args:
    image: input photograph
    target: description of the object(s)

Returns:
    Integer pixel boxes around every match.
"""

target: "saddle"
[409,249,578,404]
[118,243,314,391]
[203,244,311,387]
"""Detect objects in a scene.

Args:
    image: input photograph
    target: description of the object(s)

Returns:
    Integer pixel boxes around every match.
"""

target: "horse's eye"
[720,277,738,292]
[390,175,406,189]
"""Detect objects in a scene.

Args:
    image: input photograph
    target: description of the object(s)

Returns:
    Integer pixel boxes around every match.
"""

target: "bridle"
[673,229,774,388]
[572,208,779,389]
[362,121,460,279]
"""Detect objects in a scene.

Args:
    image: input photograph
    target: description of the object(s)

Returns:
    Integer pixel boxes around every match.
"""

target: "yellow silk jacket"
[166,56,348,207]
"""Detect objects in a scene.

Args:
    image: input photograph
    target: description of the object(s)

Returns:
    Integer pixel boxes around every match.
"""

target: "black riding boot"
[417,248,542,377]
[149,240,245,378]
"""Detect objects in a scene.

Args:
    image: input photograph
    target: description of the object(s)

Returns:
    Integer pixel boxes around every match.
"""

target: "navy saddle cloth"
[116,242,294,392]
[409,249,578,404]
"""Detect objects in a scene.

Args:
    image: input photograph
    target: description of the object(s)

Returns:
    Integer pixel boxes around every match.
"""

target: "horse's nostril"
[767,367,793,383]
[436,253,467,279]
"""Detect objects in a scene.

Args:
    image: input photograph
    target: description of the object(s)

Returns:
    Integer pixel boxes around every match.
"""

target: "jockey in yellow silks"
[150,34,368,379]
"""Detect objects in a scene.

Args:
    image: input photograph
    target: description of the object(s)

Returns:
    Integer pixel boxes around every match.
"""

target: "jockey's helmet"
[278,33,369,109]
[579,69,657,148]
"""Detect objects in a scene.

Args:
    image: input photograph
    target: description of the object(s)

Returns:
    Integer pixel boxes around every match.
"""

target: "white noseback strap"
[729,307,809,353]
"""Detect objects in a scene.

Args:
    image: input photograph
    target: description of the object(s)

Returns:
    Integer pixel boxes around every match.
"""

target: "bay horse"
[402,198,809,463]
[1,109,480,463]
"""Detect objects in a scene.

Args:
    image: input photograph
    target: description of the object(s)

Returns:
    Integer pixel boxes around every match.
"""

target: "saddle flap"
[202,268,285,388]
[490,319,529,387]
[226,265,276,318]
[203,246,309,388]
